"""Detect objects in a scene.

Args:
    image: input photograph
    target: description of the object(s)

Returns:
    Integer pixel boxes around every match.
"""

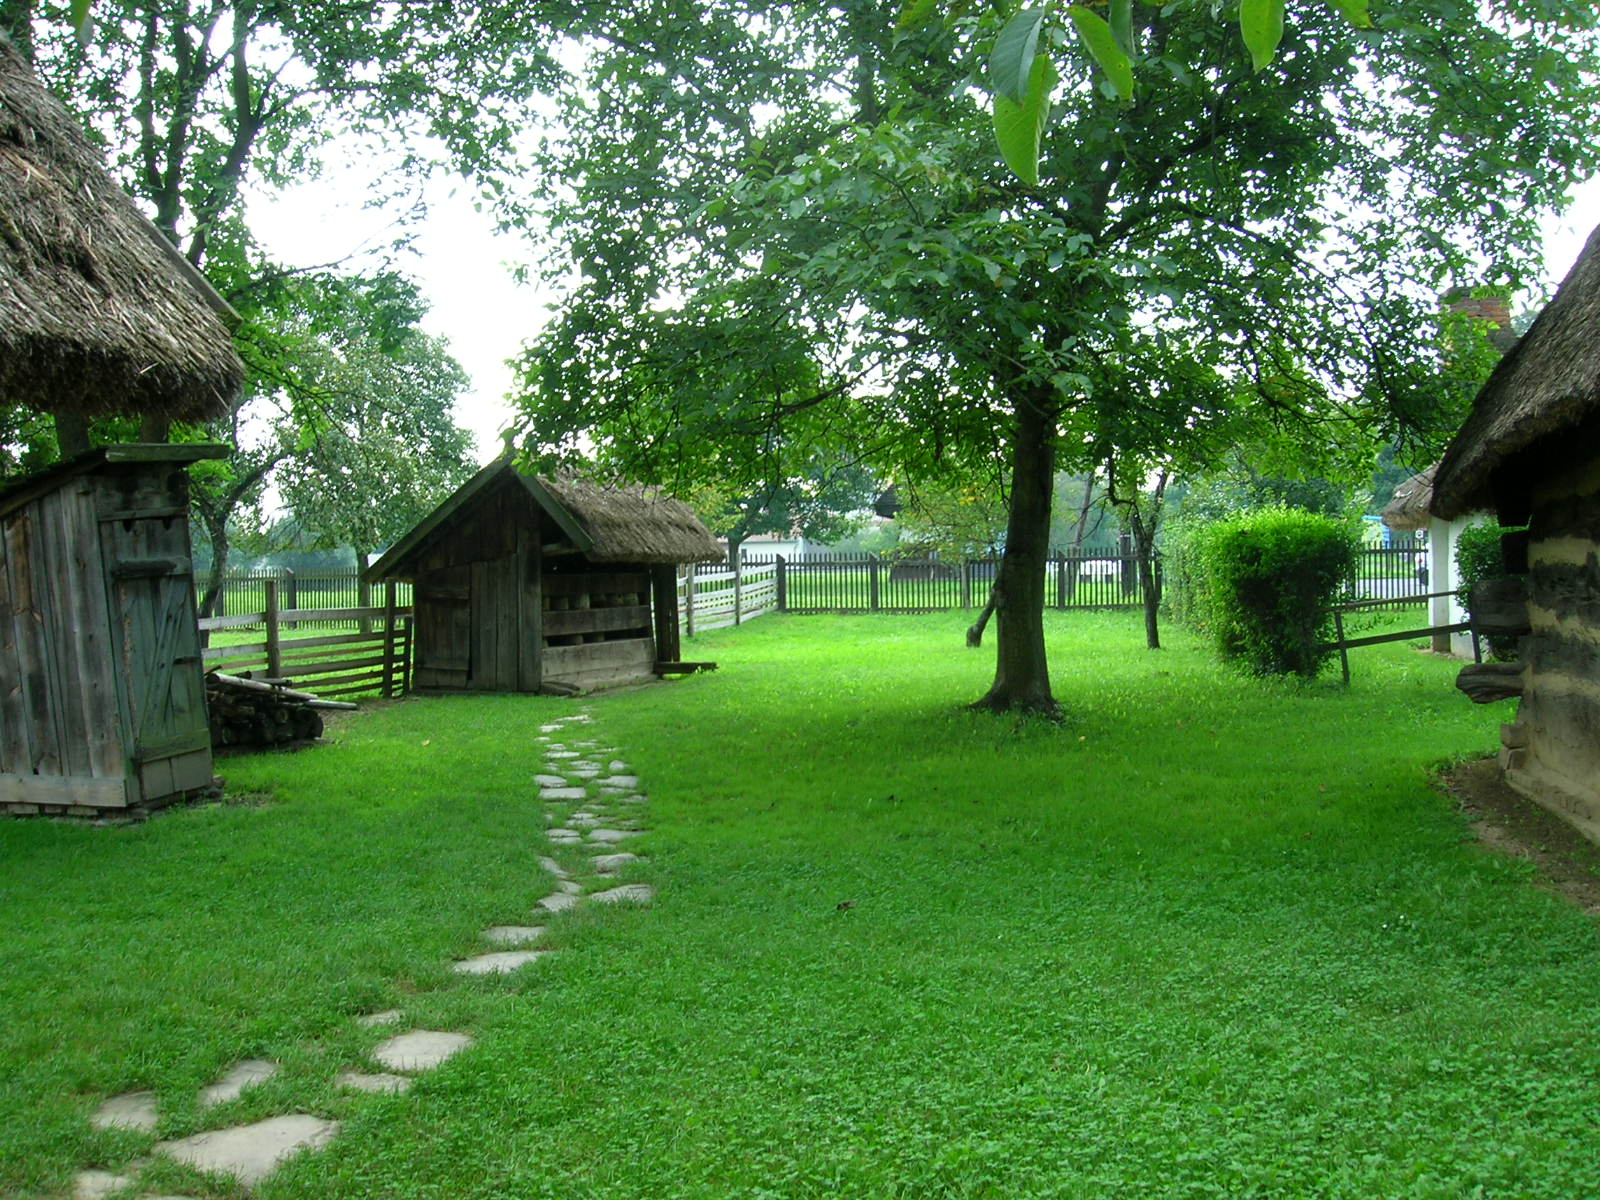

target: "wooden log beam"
[1456,662,1525,704]
[1469,577,1531,638]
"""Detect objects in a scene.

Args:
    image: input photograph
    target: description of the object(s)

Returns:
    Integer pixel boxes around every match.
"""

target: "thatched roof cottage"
[1431,223,1600,840]
[0,43,238,814]
[0,40,241,424]
[1380,462,1481,656]
[367,460,725,693]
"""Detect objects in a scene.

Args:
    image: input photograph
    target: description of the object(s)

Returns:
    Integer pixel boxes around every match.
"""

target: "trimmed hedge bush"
[1455,520,1525,660]
[1192,508,1359,677]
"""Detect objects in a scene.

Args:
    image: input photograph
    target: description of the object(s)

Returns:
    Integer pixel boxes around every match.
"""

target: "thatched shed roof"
[1432,224,1600,519]
[0,42,242,421]
[1380,464,1436,532]
[366,459,725,582]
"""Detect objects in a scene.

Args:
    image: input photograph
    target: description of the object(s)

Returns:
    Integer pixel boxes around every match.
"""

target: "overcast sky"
[247,165,1600,469]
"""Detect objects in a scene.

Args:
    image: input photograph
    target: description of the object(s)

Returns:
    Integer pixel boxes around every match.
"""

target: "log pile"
[206,671,352,748]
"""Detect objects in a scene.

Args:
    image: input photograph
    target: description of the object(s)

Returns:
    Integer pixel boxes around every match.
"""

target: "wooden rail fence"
[198,579,413,699]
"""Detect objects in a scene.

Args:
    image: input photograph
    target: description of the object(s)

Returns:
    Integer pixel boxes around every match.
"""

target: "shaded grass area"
[4,611,1599,1198]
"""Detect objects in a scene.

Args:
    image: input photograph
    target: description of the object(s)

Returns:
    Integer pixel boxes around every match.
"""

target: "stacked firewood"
[206,671,352,748]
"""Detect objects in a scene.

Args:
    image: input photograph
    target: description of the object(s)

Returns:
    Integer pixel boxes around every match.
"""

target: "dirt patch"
[1439,757,1600,915]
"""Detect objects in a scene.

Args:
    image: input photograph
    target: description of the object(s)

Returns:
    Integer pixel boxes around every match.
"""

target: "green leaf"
[991,8,1046,104]
[1109,0,1133,55]
[993,52,1058,187]
[1240,0,1285,71]
[1066,7,1135,100]
[1328,0,1372,27]
[896,0,940,31]
[69,0,92,44]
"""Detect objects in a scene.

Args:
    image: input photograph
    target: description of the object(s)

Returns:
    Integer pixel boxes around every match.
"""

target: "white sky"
[246,164,1600,469]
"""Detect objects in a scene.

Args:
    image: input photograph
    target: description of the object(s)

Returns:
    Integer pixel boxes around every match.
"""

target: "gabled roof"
[365,459,725,581]
[0,42,242,421]
[0,442,229,522]
[1432,223,1600,519]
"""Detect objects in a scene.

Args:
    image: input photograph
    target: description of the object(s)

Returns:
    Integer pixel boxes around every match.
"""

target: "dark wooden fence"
[202,567,412,625]
[198,579,412,699]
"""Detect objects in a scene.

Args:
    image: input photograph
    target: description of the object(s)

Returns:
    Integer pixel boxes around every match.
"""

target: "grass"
[4,610,1599,1198]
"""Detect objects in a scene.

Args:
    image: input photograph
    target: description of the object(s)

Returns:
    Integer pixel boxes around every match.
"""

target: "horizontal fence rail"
[199,579,412,699]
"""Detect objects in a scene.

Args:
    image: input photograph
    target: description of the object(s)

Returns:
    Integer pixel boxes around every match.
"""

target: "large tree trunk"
[197,515,230,622]
[973,391,1058,715]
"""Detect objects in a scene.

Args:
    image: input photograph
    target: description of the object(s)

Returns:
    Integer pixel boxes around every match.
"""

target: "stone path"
[74,707,655,1197]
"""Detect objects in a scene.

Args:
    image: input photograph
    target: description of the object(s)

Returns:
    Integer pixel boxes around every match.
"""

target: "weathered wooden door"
[101,500,213,803]
[413,566,472,688]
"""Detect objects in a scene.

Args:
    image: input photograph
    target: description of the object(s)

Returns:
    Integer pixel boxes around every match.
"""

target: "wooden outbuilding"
[1431,223,1600,841]
[0,444,228,812]
[365,461,726,693]
[0,44,241,815]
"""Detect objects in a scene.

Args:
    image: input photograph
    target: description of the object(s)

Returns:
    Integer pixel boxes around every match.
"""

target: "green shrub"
[1198,507,1359,677]
[1161,516,1215,632]
[1455,520,1526,660]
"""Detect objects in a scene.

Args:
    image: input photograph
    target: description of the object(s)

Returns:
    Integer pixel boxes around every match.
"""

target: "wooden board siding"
[0,457,211,812]
[543,636,656,690]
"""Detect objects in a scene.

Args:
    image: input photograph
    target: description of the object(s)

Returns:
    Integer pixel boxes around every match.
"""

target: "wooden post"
[402,614,414,693]
[734,557,744,626]
[776,555,788,611]
[685,561,697,639]
[1055,555,1067,609]
[1335,609,1350,685]
[382,581,398,698]
[264,579,282,679]
[283,569,297,631]
[652,564,681,663]
[869,555,881,611]
[962,559,973,609]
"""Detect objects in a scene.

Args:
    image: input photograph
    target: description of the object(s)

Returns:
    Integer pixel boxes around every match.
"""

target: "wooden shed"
[1431,223,1600,841]
[0,44,241,815]
[0,445,227,813]
[365,461,726,693]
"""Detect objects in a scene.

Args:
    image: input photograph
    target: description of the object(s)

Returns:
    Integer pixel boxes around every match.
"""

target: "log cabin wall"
[1512,450,1600,828]
[0,458,212,814]
[540,558,656,691]
[410,477,544,692]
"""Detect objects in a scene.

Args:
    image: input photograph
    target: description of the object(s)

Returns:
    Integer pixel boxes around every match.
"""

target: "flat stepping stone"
[547,829,582,843]
[452,950,553,975]
[567,813,602,827]
[619,794,648,804]
[540,786,587,801]
[74,1169,139,1199]
[534,774,568,787]
[555,879,583,895]
[537,856,569,878]
[591,884,655,905]
[198,1059,277,1108]
[546,751,580,760]
[587,829,642,844]
[336,1070,412,1095]
[571,769,601,779]
[356,1009,404,1028]
[539,724,564,732]
[372,1030,473,1072]
[608,760,630,771]
[591,852,642,875]
[91,1089,158,1133]
[537,892,580,913]
[156,1114,339,1187]
[600,775,640,789]
[483,924,546,946]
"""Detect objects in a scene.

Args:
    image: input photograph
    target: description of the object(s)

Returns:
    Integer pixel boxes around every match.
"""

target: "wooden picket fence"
[198,579,413,699]
[678,560,779,636]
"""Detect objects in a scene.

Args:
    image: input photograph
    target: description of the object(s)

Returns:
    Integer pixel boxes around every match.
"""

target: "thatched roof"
[366,459,725,581]
[0,42,242,421]
[1380,464,1436,532]
[537,474,726,564]
[1432,224,1600,519]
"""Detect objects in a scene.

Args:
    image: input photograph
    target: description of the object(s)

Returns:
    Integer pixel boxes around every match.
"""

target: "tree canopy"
[516,0,1600,713]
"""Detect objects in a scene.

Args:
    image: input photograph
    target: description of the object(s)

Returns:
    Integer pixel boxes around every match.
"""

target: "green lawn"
[4,611,1598,1198]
